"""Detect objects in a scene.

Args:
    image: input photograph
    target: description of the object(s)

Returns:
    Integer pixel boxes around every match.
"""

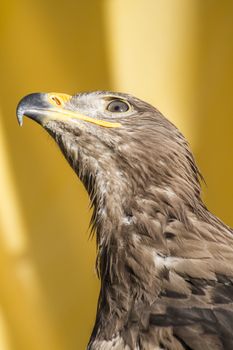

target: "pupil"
[114,105,120,111]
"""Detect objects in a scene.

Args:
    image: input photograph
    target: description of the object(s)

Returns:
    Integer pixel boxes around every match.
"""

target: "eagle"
[17,91,233,350]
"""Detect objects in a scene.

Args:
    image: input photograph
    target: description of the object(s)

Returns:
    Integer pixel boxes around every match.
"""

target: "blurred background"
[0,0,233,349]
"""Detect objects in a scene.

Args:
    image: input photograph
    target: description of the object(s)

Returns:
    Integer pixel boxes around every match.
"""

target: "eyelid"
[105,98,132,112]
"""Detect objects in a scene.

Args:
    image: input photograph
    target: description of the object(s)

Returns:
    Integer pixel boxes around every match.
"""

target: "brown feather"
[17,91,233,349]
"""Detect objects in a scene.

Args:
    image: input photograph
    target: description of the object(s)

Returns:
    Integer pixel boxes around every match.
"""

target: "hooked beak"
[16,92,122,128]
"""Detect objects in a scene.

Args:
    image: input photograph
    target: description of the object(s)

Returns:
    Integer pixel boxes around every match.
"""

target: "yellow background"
[0,1,233,349]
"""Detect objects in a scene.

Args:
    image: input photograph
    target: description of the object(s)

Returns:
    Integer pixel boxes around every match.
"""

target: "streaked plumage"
[17,91,233,350]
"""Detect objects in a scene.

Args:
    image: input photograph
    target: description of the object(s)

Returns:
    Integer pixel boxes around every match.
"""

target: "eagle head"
[16,91,201,210]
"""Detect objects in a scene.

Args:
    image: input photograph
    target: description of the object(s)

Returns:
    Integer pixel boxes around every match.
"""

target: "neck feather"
[88,172,203,342]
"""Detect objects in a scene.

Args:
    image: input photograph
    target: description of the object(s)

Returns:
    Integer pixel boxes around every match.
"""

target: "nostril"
[51,96,62,106]
[48,93,72,107]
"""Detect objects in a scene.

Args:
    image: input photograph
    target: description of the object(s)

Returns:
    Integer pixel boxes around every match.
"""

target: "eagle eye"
[106,100,129,113]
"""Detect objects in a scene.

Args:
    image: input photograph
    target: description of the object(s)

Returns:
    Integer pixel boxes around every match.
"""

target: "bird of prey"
[17,91,233,350]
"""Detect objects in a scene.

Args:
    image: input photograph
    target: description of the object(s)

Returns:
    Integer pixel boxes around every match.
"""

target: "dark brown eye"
[107,100,129,113]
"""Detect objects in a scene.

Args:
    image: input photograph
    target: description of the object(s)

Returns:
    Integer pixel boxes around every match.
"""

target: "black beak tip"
[16,93,46,127]
[16,101,24,126]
